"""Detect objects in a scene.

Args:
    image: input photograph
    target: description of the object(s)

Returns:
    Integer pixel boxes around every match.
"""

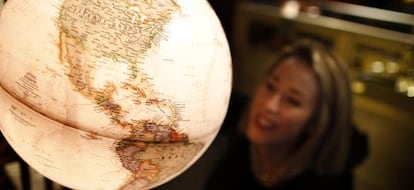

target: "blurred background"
[226,1,414,190]
[1,0,413,190]
[208,1,414,190]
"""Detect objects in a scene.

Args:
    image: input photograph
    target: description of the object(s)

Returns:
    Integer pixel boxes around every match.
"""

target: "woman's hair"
[246,38,352,174]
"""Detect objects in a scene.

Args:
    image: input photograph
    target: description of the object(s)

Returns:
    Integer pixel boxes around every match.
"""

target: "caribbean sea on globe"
[0,0,232,189]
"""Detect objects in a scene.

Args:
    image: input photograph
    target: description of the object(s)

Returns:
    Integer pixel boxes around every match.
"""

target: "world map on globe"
[0,0,232,189]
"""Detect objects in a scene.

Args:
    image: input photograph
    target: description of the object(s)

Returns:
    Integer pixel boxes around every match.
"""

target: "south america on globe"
[0,0,232,189]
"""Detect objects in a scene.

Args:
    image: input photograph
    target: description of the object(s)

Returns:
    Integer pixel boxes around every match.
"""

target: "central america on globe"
[0,0,232,189]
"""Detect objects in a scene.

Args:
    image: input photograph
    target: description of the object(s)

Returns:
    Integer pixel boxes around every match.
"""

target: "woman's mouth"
[254,114,277,131]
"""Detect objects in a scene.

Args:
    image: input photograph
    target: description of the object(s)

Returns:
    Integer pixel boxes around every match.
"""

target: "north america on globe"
[59,0,188,142]
[0,0,231,189]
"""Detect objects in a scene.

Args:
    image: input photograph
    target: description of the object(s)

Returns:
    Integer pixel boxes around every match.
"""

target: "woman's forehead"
[269,58,319,96]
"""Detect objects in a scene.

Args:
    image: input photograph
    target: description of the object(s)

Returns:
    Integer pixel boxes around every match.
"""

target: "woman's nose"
[264,93,282,113]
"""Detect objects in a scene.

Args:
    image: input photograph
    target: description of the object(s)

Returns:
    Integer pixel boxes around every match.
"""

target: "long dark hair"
[246,38,352,174]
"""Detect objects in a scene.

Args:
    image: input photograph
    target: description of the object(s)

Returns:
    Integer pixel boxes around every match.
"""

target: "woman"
[205,39,368,190]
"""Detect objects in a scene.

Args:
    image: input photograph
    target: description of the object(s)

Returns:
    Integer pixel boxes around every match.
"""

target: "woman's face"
[246,57,319,147]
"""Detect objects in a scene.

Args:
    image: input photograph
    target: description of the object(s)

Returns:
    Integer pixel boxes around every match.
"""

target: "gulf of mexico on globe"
[0,0,232,189]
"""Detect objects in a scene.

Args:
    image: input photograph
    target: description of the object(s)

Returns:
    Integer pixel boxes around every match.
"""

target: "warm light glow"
[386,61,399,74]
[396,77,409,93]
[371,61,384,73]
[281,0,300,19]
[351,80,366,94]
[407,86,414,97]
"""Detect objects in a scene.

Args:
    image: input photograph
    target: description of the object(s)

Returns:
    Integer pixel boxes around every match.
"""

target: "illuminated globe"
[0,0,231,189]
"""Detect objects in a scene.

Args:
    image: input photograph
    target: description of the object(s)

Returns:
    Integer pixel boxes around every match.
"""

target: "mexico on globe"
[0,0,232,189]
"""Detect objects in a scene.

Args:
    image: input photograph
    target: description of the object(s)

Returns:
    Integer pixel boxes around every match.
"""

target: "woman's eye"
[287,98,301,107]
[265,82,276,92]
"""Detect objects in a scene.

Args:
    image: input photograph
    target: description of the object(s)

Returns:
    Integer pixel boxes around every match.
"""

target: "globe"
[0,0,231,189]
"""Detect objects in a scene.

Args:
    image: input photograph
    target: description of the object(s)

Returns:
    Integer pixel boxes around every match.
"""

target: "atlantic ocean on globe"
[0,0,232,189]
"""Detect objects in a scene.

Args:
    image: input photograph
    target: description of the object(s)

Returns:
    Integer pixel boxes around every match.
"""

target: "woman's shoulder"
[347,125,369,169]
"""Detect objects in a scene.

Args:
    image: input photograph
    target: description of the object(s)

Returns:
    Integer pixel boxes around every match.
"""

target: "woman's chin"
[246,129,272,145]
